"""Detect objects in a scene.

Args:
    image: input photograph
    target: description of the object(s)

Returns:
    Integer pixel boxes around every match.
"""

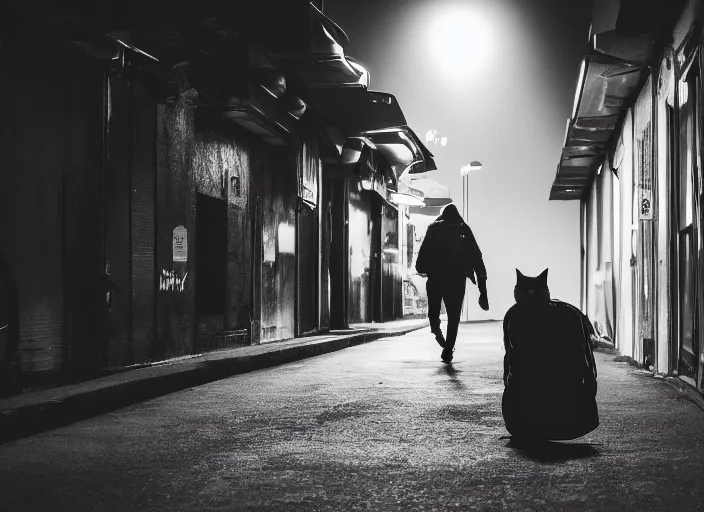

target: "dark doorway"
[676,65,700,378]
[195,193,227,316]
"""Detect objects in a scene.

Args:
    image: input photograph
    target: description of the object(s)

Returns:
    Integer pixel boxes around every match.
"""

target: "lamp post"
[460,161,483,321]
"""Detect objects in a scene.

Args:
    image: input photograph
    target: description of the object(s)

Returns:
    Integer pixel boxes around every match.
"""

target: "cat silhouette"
[502,268,599,441]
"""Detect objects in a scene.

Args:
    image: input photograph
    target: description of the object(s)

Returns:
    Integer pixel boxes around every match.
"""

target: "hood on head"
[437,203,463,223]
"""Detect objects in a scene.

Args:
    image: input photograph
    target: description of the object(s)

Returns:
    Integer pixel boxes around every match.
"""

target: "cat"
[514,268,551,304]
[502,267,599,440]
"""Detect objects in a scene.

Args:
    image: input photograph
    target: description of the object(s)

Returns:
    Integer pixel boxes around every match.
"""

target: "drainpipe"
[580,198,587,313]
[317,154,323,332]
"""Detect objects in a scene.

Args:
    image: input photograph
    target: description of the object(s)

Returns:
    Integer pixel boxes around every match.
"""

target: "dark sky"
[325,0,594,318]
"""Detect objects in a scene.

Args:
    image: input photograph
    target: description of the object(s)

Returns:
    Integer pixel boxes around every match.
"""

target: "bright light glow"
[679,80,689,107]
[440,137,448,146]
[429,8,492,80]
[278,223,296,254]
[425,129,437,144]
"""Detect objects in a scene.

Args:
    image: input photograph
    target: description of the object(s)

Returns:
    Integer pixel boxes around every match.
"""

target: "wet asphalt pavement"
[1,321,703,511]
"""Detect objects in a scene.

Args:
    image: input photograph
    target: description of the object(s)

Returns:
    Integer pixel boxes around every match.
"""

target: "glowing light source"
[429,8,492,80]
[278,223,296,254]
[440,137,448,146]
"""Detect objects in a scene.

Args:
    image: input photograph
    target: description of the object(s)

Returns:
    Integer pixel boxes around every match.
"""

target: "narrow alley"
[1,322,702,511]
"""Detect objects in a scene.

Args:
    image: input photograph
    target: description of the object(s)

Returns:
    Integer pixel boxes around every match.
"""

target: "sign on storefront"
[638,124,654,220]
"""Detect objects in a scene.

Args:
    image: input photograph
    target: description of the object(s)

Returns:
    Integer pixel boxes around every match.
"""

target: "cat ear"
[539,268,549,285]
[516,268,524,279]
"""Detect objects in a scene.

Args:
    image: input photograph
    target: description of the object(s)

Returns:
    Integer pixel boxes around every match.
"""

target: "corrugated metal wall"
[319,177,332,331]
[348,187,372,324]
[297,141,321,336]
[256,142,297,342]
[105,76,133,368]
[0,36,105,383]
[60,58,105,377]
[129,85,157,366]
[156,98,196,359]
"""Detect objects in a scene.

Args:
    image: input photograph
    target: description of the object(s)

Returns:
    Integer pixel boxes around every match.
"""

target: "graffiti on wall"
[160,269,188,292]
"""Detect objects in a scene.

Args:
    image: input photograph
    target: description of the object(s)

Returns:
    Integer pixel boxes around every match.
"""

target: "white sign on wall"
[173,225,188,262]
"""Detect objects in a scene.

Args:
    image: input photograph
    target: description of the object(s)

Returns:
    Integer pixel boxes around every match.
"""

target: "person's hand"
[418,273,427,278]
[478,293,489,311]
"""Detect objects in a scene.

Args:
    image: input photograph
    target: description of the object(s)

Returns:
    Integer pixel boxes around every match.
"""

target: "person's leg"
[426,276,442,332]
[425,276,446,347]
[443,277,467,350]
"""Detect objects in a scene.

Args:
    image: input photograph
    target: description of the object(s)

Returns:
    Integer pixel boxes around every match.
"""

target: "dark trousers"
[426,273,466,349]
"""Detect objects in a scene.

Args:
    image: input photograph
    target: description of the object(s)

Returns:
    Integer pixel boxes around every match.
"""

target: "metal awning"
[260,2,366,87]
[590,0,686,63]
[551,0,689,200]
[363,127,437,178]
[305,88,407,134]
[550,52,644,200]
[307,87,436,176]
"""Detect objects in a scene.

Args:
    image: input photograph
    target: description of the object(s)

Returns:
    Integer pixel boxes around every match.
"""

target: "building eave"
[550,52,644,201]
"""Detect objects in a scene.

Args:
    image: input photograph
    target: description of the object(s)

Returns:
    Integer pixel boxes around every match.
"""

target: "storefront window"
[676,60,700,377]
[298,141,319,209]
[679,78,696,228]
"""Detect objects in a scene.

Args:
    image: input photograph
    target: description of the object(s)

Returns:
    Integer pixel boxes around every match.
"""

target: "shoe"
[432,329,446,349]
[441,347,454,363]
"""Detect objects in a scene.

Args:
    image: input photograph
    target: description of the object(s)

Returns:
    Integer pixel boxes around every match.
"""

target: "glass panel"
[680,231,696,360]
[679,79,695,228]
[348,189,372,323]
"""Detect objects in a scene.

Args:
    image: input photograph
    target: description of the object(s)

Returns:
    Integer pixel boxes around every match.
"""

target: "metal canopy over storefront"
[306,88,407,134]
[550,53,644,200]
[262,3,367,87]
[550,0,687,201]
[364,127,437,178]
[310,88,437,178]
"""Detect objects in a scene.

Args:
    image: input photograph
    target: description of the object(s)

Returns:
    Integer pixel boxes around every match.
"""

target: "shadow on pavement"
[504,437,601,463]
[436,363,466,390]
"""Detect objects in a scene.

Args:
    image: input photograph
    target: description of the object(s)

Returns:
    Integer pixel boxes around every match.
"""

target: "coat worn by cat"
[502,269,599,441]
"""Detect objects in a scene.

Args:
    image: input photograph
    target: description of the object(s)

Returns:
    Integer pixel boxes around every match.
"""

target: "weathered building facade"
[552,0,704,396]
[0,0,436,393]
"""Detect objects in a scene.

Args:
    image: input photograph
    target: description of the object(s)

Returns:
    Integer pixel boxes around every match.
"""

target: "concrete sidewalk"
[0,318,429,444]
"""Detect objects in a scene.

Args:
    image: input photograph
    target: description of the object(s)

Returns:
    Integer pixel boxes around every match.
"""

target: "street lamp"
[460,160,483,321]
[460,160,482,227]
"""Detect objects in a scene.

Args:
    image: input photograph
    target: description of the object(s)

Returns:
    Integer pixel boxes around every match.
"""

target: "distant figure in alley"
[415,203,489,363]
[502,269,599,440]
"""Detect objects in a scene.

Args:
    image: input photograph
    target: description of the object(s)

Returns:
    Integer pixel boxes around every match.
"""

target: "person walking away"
[415,204,489,363]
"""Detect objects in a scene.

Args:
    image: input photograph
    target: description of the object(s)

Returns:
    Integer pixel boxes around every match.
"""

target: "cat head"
[514,268,551,304]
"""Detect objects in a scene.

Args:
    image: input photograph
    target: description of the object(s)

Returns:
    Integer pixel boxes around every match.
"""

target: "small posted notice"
[173,225,188,262]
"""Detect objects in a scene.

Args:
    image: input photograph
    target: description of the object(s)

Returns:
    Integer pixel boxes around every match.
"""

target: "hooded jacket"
[415,204,486,282]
